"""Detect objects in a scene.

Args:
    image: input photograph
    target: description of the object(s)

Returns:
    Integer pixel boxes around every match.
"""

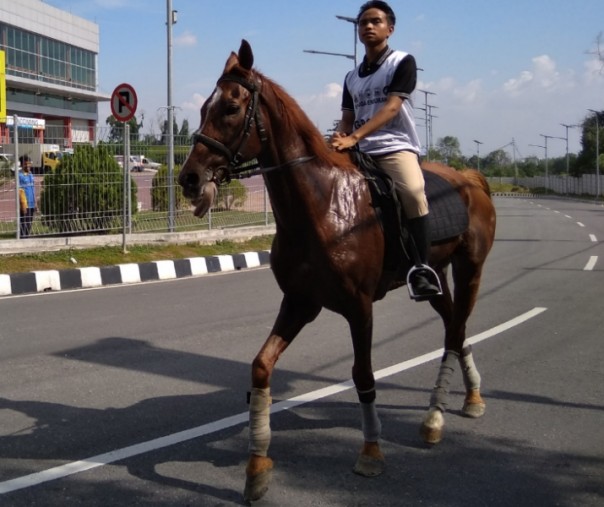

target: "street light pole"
[303,15,358,67]
[588,109,600,199]
[560,123,575,194]
[539,134,565,193]
[166,0,177,232]
[473,139,483,172]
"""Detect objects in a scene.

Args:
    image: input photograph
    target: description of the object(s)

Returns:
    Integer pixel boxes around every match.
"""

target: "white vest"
[345,50,422,156]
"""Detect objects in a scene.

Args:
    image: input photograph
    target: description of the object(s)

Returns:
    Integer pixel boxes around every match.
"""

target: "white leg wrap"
[429,350,459,412]
[360,400,382,442]
[460,346,481,391]
[248,387,271,457]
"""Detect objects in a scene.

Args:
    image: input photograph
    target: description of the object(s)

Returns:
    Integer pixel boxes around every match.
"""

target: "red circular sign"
[111,83,138,122]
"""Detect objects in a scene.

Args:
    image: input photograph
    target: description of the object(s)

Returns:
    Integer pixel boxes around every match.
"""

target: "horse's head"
[179,39,265,217]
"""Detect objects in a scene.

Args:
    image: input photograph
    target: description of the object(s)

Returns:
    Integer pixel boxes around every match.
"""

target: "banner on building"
[5,116,46,129]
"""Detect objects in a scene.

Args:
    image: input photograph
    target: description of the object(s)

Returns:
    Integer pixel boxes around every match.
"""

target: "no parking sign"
[111,83,138,122]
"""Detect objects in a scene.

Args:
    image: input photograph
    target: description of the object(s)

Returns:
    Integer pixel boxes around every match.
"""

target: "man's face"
[358,8,394,47]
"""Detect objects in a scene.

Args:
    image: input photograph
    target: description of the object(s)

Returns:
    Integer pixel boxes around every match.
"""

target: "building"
[0,0,109,149]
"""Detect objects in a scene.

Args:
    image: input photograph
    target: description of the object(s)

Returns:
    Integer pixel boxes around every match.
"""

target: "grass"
[0,235,275,275]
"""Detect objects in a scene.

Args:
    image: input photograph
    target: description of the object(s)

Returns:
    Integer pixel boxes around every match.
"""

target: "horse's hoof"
[244,456,273,503]
[353,442,385,477]
[420,409,444,445]
[463,389,486,418]
[353,453,385,477]
[462,401,486,418]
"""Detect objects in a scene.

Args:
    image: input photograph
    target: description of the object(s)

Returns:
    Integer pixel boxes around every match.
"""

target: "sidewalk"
[0,225,275,297]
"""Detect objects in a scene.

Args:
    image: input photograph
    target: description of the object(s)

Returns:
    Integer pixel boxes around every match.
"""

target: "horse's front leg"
[347,299,385,478]
[244,295,321,503]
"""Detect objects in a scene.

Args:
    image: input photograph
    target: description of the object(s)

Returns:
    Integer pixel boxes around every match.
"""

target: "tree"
[178,119,190,138]
[576,110,603,175]
[435,136,462,164]
[40,144,137,233]
[105,114,143,143]
[151,164,189,212]
[160,117,180,142]
[216,180,248,211]
[483,149,511,172]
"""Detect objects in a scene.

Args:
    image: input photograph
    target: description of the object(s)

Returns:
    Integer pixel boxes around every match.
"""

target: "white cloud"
[174,30,197,47]
[182,93,205,112]
[297,82,343,131]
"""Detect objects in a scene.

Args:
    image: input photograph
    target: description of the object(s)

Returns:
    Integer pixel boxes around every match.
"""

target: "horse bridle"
[192,73,268,185]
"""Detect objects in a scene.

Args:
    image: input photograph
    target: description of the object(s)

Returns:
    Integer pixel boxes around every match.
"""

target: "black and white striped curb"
[0,251,271,297]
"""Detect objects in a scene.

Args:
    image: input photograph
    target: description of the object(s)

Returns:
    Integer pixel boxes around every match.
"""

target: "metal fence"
[0,121,274,244]
[487,174,603,198]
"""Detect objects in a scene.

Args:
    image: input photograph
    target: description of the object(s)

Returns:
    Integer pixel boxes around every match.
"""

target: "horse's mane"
[250,68,353,171]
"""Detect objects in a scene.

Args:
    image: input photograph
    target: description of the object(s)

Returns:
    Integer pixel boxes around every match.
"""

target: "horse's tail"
[461,169,491,200]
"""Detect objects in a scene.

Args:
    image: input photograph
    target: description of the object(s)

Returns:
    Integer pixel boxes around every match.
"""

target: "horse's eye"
[225,103,240,115]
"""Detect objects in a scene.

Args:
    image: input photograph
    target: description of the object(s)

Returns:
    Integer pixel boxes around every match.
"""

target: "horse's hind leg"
[244,295,321,503]
[420,261,486,444]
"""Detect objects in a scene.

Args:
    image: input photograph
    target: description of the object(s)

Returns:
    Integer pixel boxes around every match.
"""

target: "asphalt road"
[0,197,602,506]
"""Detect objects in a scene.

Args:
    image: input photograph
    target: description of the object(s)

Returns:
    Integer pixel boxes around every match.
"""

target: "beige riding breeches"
[373,150,429,219]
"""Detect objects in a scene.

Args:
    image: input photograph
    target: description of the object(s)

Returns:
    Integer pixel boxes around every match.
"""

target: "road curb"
[0,250,271,297]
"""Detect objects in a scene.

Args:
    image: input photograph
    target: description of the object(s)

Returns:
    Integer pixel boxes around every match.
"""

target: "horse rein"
[192,73,314,184]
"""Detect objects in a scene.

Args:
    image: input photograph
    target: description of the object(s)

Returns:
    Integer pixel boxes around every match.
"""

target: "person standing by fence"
[18,155,36,237]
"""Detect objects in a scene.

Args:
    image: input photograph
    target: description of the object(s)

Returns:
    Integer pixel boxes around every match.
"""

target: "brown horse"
[179,40,496,502]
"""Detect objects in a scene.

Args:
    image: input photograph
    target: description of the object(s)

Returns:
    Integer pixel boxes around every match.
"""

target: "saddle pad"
[423,170,469,242]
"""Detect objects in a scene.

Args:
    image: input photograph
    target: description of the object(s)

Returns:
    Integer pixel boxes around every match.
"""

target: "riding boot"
[406,215,441,299]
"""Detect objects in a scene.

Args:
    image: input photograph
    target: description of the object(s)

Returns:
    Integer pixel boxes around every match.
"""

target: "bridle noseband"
[192,73,268,184]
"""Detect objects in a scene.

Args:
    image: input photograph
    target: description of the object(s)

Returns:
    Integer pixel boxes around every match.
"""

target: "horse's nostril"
[184,172,199,189]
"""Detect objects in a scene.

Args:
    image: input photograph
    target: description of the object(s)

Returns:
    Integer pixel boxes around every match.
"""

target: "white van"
[132,155,161,170]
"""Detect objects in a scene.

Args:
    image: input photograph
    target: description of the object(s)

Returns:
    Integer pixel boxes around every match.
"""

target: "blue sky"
[46,0,604,159]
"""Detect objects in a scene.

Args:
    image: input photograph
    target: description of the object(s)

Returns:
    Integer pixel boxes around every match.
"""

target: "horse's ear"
[224,51,239,74]
[238,39,254,70]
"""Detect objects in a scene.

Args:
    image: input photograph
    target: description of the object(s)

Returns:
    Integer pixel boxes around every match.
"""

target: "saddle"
[350,150,469,272]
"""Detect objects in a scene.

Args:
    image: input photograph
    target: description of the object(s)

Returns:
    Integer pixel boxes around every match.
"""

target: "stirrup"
[406,264,443,301]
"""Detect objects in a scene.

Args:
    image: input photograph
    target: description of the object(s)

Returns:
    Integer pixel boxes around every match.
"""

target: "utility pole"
[417,90,436,160]
[473,139,483,172]
[539,134,565,193]
[587,109,601,199]
[529,143,547,186]
[511,138,518,183]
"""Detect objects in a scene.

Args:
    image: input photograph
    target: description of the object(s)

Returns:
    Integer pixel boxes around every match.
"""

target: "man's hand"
[330,131,358,152]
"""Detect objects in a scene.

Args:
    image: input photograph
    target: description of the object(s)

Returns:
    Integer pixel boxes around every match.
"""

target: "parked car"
[113,155,144,172]
[132,155,161,170]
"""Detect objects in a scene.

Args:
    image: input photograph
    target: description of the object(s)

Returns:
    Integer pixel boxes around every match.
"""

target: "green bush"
[39,144,137,233]
[151,164,189,211]
[215,179,248,211]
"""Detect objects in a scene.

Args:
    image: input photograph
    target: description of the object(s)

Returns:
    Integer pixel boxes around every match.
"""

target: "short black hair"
[357,1,396,25]
[19,155,31,165]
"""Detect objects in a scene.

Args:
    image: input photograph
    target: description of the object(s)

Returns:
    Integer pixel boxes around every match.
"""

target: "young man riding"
[331,0,441,300]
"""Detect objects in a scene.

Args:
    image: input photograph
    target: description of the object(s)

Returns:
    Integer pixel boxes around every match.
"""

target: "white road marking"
[584,256,598,271]
[564,215,572,219]
[589,234,597,242]
[577,222,585,227]
[0,307,548,495]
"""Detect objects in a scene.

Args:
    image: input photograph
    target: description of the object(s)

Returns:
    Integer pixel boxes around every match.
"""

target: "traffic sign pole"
[111,83,137,252]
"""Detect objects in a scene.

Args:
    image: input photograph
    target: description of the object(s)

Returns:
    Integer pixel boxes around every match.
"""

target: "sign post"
[111,83,137,252]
